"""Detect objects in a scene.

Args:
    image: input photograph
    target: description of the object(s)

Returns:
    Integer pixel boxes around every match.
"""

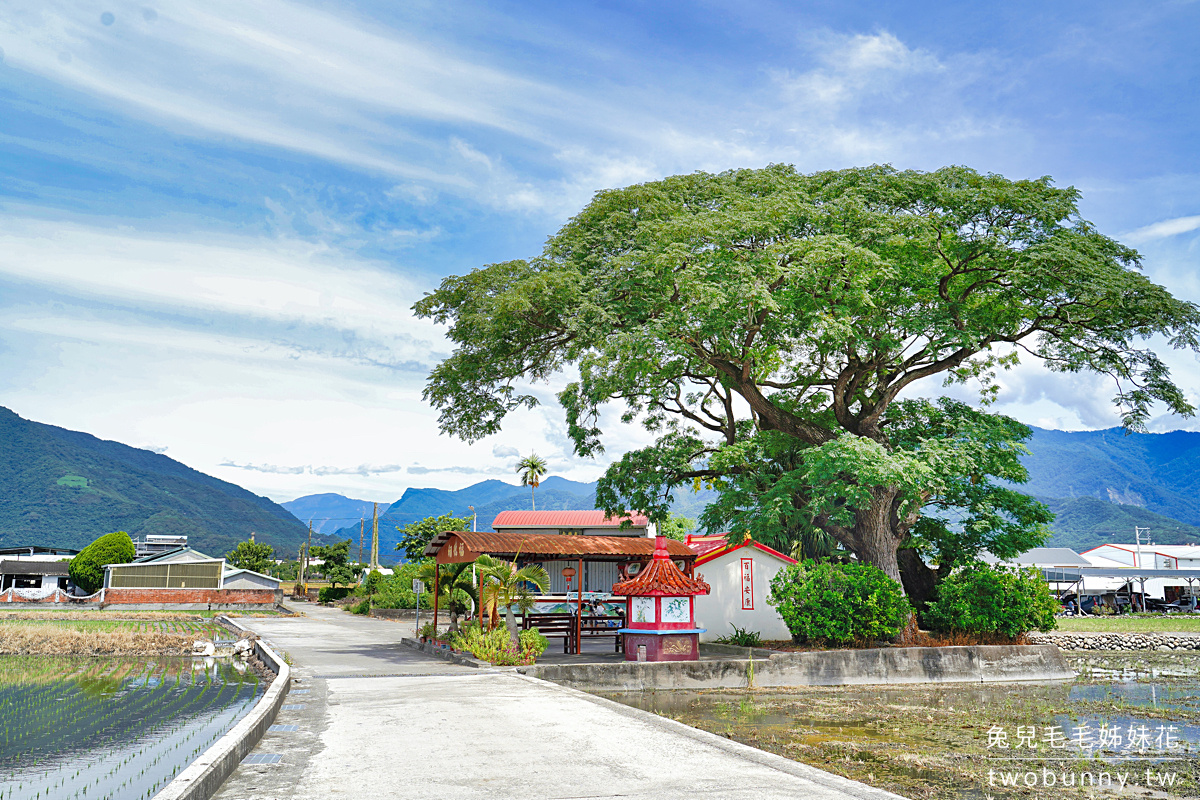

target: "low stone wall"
[524,644,1073,691]
[400,637,485,668]
[153,618,291,800]
[1029,631,1200,651]
[369,607,421,621]
[103,588,282,608]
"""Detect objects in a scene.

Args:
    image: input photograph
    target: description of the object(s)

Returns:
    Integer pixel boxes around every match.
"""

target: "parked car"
[1060,593,1101,614]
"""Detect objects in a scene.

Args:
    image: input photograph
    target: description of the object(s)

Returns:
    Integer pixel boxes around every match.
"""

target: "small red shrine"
[612,536,711,661]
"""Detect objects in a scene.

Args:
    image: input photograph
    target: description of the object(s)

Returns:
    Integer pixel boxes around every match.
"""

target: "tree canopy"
[396,513,473,562]
[226,540,275,575]
[415,164,1200,590]
[310,539,361,588]
[69,530,135,594]
[515,453,548,510]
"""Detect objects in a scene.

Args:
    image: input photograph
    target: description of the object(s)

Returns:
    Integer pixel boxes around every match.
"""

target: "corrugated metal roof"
[985,547,1091,568]
[491,510,650,529]
[612,538,710,596]
[133,547,216,564]
[425,531,694,560]
[0,560,70,576]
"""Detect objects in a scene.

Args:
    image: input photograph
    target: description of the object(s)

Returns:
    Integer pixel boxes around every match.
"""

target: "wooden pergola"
[422,531,698,654]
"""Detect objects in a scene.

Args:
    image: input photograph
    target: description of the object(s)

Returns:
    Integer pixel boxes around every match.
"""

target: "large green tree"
[226,540,275,574]
[396,513,473,562]
[414,165,1200,591]
[69,530,135,594]
[309,539,362,588]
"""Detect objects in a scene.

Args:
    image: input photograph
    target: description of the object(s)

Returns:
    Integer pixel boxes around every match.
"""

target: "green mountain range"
[291,425,1200,560]
[0,407,323,557]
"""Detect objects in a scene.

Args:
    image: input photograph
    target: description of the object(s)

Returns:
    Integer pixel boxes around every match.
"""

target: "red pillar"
[576,557,583,654]
[432,563,440,637]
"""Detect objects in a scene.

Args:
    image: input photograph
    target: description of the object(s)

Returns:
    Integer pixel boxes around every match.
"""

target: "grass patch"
[0,618,226,654]
[1055,615,1200,633]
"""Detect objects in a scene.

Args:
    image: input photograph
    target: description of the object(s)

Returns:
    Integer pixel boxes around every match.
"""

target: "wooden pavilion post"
[576,557,583,654]
[432,563,440,636]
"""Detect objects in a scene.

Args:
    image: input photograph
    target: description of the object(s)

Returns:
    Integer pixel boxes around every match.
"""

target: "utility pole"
[1135,526,1150,568]
[370,502,379,570]
[303,519,313,593]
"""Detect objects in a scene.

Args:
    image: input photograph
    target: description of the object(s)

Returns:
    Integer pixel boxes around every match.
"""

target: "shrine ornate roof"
[611,537,710,597]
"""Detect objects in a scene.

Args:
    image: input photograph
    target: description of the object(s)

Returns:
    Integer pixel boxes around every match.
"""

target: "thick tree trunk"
[853,490,919,644]
[853,491,903,585]
[898,548,938,612]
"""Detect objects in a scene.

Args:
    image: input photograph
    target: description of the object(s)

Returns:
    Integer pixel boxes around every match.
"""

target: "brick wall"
[103,588,281,606]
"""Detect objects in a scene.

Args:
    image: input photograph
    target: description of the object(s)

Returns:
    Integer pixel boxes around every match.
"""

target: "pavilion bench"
[522,613,576,653]
[578,614,624,652]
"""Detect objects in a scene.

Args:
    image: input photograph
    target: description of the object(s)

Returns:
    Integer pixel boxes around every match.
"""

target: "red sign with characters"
[740,557,754,610]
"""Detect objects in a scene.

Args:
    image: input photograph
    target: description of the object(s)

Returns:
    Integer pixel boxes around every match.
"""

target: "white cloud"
[0,0,588,188]
[492,444,520,458]
[1124,214,1200,243]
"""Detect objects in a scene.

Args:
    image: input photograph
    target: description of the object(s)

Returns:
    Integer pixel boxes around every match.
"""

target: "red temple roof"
[688,533,798,567]
[612,537,710,597]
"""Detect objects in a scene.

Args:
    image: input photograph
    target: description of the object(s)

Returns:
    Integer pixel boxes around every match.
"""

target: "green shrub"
[769,561,912,646]
[925,563,1058,639]
[318,586,352,604]
[519,628,549,658]
[714,625,763,647]
[371,562,434,609]
[449,623,549,665]
[350,598,371,615]
[69,531,135,594]
[419,620,439,639]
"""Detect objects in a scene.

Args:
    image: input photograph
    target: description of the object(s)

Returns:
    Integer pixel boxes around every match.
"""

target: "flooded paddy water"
[601,651,1200,799]
[0,655,262,800]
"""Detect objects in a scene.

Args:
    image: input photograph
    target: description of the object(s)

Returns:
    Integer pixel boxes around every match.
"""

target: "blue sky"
[2,0,1200,502]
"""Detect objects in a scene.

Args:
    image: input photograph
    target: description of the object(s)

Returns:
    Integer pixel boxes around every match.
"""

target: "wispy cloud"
[221,461,407,476]
[1125,214,1200,243]
[407,465,506,475]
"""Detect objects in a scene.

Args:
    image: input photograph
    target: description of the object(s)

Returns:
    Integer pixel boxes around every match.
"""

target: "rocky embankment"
[1029,631,1200,651]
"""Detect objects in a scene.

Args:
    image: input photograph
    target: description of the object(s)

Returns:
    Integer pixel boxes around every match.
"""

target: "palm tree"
[475,554,550,643]
[416,560,478,632]
[515,453,548,510]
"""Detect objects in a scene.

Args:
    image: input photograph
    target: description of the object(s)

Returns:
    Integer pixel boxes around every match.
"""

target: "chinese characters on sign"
[740,558,754,610]
[986,724,1181,754]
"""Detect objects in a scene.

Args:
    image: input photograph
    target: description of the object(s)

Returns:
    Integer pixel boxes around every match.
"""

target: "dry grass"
[0,622,196,655]
[0,610,208,621]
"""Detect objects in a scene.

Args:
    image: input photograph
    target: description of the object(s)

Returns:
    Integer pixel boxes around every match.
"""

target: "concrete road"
[214,604,906,800]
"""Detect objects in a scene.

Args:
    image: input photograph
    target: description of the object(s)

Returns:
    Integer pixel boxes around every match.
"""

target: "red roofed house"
[687,533,797,643]
[492,511,653,594]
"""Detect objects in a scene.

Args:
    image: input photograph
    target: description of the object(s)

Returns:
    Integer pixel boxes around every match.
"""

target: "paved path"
[214,604,906,800]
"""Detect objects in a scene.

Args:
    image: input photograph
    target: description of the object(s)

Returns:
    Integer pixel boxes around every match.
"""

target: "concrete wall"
[103,587,281,606]
[525,644,1073,691]
[154,617,290,800]
[222,572,280,590]
[694,549,792,642]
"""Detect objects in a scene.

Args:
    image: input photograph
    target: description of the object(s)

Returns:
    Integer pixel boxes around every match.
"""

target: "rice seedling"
[0,655,261,800]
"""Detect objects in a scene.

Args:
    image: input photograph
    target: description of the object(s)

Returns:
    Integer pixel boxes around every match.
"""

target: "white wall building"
[1080,544,1200,600]
[687,534,797,643]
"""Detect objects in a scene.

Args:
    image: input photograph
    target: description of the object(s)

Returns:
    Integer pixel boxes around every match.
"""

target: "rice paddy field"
[0,616,227,656]
[602,651,1200,799]
[0,655,262,800]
